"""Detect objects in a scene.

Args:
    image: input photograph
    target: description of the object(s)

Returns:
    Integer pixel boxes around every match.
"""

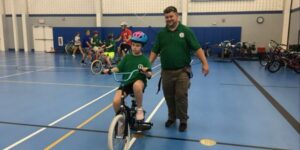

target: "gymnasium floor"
[0,51,299,150]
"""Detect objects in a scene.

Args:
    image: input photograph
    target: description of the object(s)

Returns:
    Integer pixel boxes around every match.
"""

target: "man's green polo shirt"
[152,22,201,70]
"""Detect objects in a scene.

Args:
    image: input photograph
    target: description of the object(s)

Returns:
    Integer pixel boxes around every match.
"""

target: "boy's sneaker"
[80,60,86,65]
[72,54,76,57]
[136,107,144,121]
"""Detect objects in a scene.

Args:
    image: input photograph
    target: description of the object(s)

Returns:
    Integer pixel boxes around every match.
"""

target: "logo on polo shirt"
[138,64,144,69]
[179,32,184,38]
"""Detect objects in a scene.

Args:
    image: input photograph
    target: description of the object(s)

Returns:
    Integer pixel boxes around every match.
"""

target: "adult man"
[115,21,132,59]
[149,6,209,132]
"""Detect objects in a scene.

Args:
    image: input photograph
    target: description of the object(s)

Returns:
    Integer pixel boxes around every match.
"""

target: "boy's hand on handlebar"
[139,67,152,79]
[139,67,150,73]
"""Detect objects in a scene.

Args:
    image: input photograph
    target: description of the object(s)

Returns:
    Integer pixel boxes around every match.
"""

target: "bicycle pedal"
[134,122,153,131]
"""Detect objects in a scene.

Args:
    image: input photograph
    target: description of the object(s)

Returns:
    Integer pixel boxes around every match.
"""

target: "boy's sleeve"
[117,55,126,72]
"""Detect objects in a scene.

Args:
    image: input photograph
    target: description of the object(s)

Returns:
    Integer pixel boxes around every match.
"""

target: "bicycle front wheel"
[293,57,300,74]
[259,53,270,66]
[108,114,131,150]
[65,43,73,55]
[267,60,282,73]
[90,60,103,74]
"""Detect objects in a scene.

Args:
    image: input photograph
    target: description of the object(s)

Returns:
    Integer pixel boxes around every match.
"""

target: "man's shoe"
[179,123,187,132]
[165,120,175,128]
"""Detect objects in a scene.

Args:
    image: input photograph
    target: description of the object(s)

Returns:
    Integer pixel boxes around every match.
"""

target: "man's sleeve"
[186,28,201,52]
[145,58,152,71]
[152,34,160,54]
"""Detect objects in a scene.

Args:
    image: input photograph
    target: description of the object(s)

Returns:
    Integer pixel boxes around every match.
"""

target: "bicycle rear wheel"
[108,114,130,150]
[90,60,103,74]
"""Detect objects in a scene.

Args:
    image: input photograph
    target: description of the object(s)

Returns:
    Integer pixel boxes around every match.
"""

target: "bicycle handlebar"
[112,65,143,83]
[113,69,140,83]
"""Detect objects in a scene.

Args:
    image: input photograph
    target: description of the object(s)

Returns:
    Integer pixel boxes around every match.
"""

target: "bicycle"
[65,40,74,55]
[90,47,115,74]
[90,56,109,74]
[203,42,212,57]
[259,40,284,67]
[234,42,256,59]
[267,50,300,73]
[107,69,153,150]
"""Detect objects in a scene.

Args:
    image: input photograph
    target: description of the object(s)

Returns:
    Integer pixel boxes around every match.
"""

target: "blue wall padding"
[53,26,241,53]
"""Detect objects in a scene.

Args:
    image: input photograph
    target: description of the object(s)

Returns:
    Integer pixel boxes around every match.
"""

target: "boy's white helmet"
[93,46,99,51]
[120,21,128,26]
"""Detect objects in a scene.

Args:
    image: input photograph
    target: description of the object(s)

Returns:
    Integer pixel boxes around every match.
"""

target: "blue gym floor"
[0,52,299,150]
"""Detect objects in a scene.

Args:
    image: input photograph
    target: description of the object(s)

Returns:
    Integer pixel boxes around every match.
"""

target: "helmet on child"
[93,31,99,35]
[93,46,99,51]
[120,21,128,26]
[131,31,148,46]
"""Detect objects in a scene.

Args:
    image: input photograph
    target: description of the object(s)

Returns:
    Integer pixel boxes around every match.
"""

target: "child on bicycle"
[91,31,105,60]
[102,31,152,121]
[105,33,116,63]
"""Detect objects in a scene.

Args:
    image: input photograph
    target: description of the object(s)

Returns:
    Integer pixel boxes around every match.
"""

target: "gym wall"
[1,0,291,51]
[289,0,300,45]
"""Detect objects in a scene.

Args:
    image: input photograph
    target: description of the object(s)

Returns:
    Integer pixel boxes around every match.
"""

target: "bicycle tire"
[65,43,74,55]
[90,60,103,74]
[293,57,300,74]
[267,60,282,73]
[108,114,130,150]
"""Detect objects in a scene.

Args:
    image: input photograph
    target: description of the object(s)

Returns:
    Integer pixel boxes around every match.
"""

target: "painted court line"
[0,64,90,70]
[3,88,118,150]
[44,104,113,150]
[4,64,162,149]
[0,67,54,79]
[0,80,116,88]
[43,66,162,149]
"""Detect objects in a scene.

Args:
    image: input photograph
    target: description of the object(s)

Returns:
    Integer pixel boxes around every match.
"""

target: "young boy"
[104,33,116,61]
[91,31,105,60]
[102,31,152,121]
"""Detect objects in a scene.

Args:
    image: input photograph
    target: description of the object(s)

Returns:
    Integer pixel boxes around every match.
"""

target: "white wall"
[189,0,283,12]
[4,0,26,14]
[292,0,300,9]
[3,0,286,14]
[102,0,181,14]
[5,0,95,14]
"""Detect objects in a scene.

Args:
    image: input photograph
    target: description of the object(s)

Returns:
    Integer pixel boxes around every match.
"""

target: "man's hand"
[202,63,209,76]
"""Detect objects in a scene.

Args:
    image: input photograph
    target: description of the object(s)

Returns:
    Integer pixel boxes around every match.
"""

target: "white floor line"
[3,87,118,150]
[0,64,89,70]
[3,63,162,150]
[128,97,165,149]
[0,80,116,88]
[0,67,53,79]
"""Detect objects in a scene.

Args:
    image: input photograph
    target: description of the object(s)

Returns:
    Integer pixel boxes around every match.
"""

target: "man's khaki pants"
[162,68,190,123]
